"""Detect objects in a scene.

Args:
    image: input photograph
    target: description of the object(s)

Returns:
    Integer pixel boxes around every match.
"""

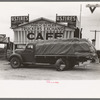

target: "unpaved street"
[0,60,100,80]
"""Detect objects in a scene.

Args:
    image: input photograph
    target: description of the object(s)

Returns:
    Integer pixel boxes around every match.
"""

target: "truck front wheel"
[10,57,21,68]
[55,58,66,71]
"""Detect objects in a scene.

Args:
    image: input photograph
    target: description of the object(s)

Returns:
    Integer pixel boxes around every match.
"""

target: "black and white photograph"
[0,2,100,80]
[0,1,100,98]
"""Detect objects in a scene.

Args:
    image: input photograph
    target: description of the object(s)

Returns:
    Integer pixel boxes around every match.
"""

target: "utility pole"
[79,4,82,39]
[90,30,100,46]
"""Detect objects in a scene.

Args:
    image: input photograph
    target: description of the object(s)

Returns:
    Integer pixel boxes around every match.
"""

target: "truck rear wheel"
[55,58,66,71]
[64,59,70,70]
[65,59,75,70]
[69,63,75,69]
[10,57,21,68]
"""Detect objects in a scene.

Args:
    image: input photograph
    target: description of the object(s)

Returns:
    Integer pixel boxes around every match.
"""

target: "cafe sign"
[25,22,64,40]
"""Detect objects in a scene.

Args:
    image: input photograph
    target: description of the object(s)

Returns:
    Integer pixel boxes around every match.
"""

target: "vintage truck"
[8,38,97,71]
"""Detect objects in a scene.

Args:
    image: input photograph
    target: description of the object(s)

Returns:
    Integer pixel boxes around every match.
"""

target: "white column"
[66,31,68,39]
[18,31,19,44]
[25,31,27,44]
[22,31,24,44]
[14,31,16,43]
[16,31,18,44]
[71,31,74,38]
[43,26,46,40]
[19,31,21,44]
[21,31,22,44]
[27,31,29,44]
[64,31,66,39]
[69,31,71,38]
[67,31,69,39]
[24,31,25,44]
[14,31,15,43]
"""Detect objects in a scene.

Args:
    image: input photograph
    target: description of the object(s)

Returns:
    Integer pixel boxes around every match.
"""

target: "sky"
[0,2,100,49]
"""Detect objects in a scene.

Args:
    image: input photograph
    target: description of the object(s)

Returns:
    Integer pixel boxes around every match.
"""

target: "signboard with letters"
[56,15,77,23]
[22,22,64,33]
[56,15,78,27]
[11,15,29,28]
[23,21,64,40]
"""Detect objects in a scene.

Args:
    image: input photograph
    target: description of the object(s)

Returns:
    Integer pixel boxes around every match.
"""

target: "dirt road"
[0,60,100,80]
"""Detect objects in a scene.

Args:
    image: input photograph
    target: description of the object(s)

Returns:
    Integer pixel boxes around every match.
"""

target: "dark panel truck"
[8,38,97,71]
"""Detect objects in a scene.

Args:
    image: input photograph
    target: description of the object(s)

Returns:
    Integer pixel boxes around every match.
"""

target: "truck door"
[21,44,35,62]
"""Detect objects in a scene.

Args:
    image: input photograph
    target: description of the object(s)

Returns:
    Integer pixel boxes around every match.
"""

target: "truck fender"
[9,53,23,63]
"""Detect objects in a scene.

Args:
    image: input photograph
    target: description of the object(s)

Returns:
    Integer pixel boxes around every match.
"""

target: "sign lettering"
[11,15,29,28]
[86,4,100,13]
[27,32,63,40]
[36,33,44,40]
[89,7,96,13]
[56,16,77,22]
[22,23,64,32]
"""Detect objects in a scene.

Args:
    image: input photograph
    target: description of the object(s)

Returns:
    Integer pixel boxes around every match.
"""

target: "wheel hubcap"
[13,61,18,65]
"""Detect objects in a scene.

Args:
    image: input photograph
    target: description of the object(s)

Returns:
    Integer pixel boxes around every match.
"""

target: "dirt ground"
[0,60,100,80]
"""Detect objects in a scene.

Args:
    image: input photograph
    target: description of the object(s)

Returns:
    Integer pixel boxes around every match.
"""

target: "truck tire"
[55,58,66,71]
[65,59,70,70]
[69,62,75,69]
[10,57,21,68]
[65,59,75,70]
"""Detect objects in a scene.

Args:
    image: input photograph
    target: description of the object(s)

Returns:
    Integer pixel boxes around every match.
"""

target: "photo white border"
[0,1,100,98]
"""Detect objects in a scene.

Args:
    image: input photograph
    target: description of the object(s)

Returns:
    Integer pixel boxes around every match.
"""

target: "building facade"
[12,17,78,49]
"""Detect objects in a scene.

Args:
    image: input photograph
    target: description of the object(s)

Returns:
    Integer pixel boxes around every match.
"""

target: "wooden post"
[90,30,100,46]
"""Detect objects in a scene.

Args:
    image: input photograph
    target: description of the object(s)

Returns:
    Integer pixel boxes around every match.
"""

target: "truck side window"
[26,44,33,49]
